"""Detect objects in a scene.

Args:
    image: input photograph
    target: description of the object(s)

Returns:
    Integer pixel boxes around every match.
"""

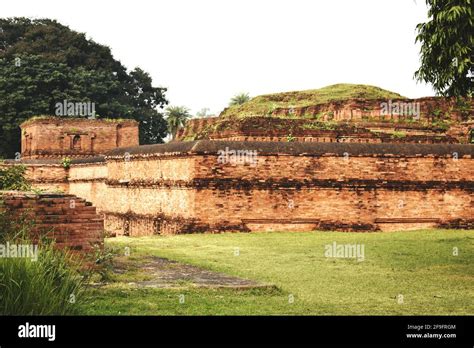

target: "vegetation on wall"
[0,165,31,191]
[61,157,72,169]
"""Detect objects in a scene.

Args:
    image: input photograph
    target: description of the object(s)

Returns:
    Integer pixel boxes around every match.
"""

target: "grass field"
[79,229,474,315]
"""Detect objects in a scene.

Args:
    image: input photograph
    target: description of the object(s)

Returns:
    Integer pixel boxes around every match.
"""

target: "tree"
[126,68,168,144]
[414,0,473,97]
[196,107,211,118]
[229,92,250,106]
[0,17,168,158]
[166,106,191,140]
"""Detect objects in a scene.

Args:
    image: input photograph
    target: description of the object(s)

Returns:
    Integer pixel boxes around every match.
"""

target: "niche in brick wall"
[72,135,82,151]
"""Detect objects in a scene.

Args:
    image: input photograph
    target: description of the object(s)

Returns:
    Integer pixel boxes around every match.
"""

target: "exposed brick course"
[0,191,104,252]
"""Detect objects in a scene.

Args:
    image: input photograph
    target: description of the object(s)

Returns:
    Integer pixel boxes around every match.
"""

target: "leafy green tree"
[414,0,473,96]
[0,17,168,158]
[127,68,168,144]
[229,92,250,106]
[166,106,191,140]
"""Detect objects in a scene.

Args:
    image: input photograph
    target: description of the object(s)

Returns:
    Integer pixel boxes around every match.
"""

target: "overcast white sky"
[3,0,434,116]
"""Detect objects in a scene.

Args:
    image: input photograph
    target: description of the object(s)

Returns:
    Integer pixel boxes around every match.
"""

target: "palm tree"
[165,106,191,140]
[229,92,250,106]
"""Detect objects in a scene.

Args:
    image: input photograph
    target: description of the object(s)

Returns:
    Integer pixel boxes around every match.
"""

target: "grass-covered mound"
[177,84,470,143]
[220,84,405,118]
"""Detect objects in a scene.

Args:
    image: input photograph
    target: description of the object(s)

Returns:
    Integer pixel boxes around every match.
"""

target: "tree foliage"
[0,165,31,191]
[165,106,191,140]
[414,0,473,97]
[0,17,168,158]
[229,92,250,106]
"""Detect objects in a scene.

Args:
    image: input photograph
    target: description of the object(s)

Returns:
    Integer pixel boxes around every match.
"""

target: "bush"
[0,208,85,315]
[0,240,85,315]
[0,165,31,191]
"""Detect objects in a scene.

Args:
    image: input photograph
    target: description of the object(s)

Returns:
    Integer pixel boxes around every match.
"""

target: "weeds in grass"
[0,235,85,315]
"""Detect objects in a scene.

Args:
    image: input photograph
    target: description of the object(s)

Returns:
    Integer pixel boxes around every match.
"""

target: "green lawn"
[79,229,474,315]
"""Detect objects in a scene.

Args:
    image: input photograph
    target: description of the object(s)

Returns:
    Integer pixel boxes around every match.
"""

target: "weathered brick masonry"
[5,98,472,237]
[21,117,138,159]
[7,141,474,235]
[0,191,104,251]
[177,97,473,144]
[12,140,467,235]
[101,141,473,234]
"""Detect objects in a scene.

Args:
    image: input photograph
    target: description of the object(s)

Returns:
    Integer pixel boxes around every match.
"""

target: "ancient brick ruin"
[102,141,474,234]
[0,191,103,252]
[4,139,472,236]
[177,97,473,144]
[2,90,473,237]
[21,117,138,159]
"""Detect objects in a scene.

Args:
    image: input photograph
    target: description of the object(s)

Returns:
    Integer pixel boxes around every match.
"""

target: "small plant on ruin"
[455,97,472,119]
[61,157,72,169]
[431,119,451,131]
[432,108,443,118]
[266,103,277,116]
[286,134,296,142]
[313,112,323,121]
[391,131,407,139]
[31,187,46,195]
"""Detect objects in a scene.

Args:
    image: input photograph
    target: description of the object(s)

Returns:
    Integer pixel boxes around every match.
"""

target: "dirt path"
[112,256,273,290]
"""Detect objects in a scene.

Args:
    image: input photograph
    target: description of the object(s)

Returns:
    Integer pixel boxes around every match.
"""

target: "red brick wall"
[100,141,473,234]
[7,141,474,235]
[192,187,473,232]
[0,191,104,252]
[21,118,138,159]
[271,97,471,122]
[193,154,473,182]
[177,97,473,144]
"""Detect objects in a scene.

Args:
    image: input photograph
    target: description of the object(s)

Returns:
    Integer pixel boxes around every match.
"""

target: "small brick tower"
[20,117,139,159]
